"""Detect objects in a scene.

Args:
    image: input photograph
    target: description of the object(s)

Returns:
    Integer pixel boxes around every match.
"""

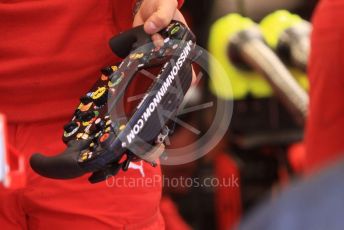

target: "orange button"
[100,133,110,143]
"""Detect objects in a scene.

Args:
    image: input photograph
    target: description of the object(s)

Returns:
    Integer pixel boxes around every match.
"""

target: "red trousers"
[0,118,164,230]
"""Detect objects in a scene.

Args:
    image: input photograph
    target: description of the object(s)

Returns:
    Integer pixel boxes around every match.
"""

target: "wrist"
[133,0,184,16]
[133,0,144,16]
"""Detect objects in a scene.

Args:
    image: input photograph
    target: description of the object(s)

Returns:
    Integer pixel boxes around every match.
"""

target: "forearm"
[133,0,184,15]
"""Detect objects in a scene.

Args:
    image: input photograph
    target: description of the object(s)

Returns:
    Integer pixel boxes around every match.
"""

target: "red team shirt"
[0,0,183,229]
[305,0,344,173]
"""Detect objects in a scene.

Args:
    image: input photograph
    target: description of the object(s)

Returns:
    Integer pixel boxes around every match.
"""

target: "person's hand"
[133,0,187,47]
[133,0,197,83]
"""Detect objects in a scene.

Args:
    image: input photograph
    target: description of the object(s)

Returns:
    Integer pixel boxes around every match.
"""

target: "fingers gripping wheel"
[30,21,197,183]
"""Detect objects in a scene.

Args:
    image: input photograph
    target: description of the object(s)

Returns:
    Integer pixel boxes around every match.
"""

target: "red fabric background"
[0,0,183,123]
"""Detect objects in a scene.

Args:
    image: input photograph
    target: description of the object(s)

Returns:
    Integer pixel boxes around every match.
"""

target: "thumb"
[144,0,177,34]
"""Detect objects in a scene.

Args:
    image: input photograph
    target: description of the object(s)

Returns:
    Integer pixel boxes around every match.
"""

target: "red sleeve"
[177,0,184,9]
[131,0,185,12]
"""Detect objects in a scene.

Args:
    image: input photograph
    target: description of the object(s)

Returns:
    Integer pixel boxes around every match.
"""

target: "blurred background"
[159,1,319,229]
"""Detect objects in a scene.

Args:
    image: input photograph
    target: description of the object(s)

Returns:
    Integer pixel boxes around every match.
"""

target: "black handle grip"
[109,25,151,58]
[29,140,89,179]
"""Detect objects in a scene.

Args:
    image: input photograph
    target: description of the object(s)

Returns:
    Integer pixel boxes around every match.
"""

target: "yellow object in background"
[260,10,309,91]
[208,14,273,100]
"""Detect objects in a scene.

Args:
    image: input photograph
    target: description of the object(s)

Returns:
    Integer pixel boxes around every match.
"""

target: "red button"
[99,133,109,143]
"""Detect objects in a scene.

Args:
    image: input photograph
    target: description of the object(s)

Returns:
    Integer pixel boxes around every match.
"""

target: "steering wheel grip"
[109,24,152,58]
[29,140,90,179]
